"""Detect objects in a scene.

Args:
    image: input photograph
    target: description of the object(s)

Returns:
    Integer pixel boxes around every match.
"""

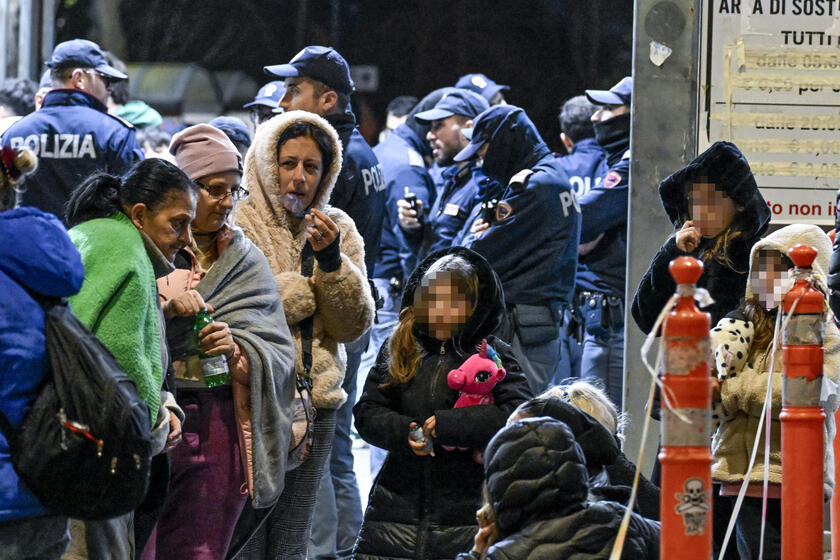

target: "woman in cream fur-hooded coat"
[236,110,374,411]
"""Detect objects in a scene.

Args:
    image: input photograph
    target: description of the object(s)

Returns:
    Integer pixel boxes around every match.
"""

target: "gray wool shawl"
[166,227,296,508]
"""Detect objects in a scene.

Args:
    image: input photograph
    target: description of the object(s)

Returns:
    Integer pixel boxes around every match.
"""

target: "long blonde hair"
[387,254,479,385]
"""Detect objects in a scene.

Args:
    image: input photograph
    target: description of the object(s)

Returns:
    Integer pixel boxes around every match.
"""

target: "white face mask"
[751,252,792,310]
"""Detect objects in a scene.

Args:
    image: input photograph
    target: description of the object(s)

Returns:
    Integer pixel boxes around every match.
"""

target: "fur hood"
[745,223,831,299]
[242,109,343,227]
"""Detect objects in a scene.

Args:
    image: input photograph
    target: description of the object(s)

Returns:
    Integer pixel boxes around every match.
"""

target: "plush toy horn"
[479,339,487,358]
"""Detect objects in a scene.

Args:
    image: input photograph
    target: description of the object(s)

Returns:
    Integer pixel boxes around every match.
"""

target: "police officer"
[397,88,488,259]
[453,104,581,395]
[455,72,510,106]
[264,45,383,560]
[556,95,608,199]
[574,76,632,408]
[3,39,143,220]
[243,80,285,128]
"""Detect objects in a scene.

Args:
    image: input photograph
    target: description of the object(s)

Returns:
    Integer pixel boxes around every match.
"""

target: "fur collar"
[238,110,344,231]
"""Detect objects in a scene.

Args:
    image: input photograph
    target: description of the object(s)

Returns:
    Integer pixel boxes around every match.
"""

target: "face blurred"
[751,251,792,310]
[427,116,471,166]
[591,104,629,123]
[131,189,197,263]
[192,170,241,234]
[277,135,324,216]
[413,271,474,341]
[689,181,738,238]
[280,78,331,115]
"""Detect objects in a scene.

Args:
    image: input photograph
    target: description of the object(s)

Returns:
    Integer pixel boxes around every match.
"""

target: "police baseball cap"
[264,46,354,95]
[414,88,490,123]
[585,76,633,106]
[455,73,509,103]
[454,104,520,162]
[45,39,128,80]
[243,81,285,109]
[208,116,252,148]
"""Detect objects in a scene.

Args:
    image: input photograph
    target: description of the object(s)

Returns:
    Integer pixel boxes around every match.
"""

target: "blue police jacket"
[372,124,436,282]
[575,156,629,298]
[2,89,144,221]
[399,162,484,260]
[0,207,84,521]
[555,137,608,199]
[326,110,385,274]
[465,108,581,307]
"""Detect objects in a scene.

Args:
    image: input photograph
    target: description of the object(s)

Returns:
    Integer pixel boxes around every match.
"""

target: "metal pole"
[17,0,32,79]
[625,0,702,473]
[41,0,55,66]
[0,0,9,82]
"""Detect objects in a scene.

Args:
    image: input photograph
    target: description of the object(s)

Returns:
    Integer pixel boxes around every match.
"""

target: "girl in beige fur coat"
[710,224,840,559]
[234,111,374,559]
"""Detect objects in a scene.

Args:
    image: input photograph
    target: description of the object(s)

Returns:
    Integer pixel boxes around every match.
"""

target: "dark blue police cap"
[585,76,633,106]
[46,39,128,80]
[414,88,490,124]
[264,46,354,95]
[454,104,521,162]
[243,81,286,109]
[454,73,509,103]
[208,116,252,148]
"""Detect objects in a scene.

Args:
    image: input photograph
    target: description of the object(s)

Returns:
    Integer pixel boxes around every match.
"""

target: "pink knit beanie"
[169,123,242,181]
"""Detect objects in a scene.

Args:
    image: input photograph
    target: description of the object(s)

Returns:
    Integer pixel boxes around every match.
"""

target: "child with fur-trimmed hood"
[710,223,840,558]
[233,110,374,558]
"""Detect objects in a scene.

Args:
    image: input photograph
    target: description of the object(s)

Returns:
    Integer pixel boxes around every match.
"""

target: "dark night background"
[55,0,633,151]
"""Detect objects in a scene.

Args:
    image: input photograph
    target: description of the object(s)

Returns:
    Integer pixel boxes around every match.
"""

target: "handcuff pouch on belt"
[580,292,624,341]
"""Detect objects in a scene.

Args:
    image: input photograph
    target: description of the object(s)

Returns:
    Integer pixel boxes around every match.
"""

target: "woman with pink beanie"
[141,124,296,558]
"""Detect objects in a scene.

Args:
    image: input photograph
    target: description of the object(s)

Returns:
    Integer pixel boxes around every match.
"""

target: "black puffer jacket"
[481,418,660,560]
[353,247,532,560]
[532,397,660,520]
[632,141,770,334]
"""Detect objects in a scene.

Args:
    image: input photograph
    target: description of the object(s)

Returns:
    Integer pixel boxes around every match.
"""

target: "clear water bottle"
[194,308,231,387]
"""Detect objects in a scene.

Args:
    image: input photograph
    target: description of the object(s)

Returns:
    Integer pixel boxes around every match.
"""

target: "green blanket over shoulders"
[68,212,162,425]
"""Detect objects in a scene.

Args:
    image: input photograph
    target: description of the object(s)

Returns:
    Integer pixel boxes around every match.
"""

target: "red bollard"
[781,244,826,560]
[659,256,714,560]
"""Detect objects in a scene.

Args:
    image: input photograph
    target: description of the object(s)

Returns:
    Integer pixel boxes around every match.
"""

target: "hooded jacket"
[3,89,144,221]
[236,110,375,410]
[0,207,84,522]
[711,224,840,496]
[527,397,660,520]
[632,141,771,334]
[465,106,581,306]
[479,418,660,560]
[353,247,532,560]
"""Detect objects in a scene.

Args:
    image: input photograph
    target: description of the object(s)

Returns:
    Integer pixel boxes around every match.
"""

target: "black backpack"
[0,296,153,520]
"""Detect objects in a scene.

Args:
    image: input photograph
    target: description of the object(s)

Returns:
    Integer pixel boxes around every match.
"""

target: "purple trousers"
[142,386,248,559]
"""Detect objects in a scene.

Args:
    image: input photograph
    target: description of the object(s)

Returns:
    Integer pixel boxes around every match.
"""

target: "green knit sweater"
[69,212,162,424]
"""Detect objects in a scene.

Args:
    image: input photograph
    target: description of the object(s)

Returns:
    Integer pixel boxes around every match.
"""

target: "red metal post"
[781,244,825,560]
[660,256,714,560]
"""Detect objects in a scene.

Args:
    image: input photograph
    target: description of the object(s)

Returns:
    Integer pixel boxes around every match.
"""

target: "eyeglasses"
[195,181,249,201]
[84,69,114,87]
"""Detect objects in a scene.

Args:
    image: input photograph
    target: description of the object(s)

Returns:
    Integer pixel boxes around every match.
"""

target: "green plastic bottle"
[194,308,231,387]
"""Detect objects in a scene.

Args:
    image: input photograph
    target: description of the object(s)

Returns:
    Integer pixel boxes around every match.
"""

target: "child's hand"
[676,220,702,253]
[423,415,437,438]
[408,422,433,456]
[471,522,499,559]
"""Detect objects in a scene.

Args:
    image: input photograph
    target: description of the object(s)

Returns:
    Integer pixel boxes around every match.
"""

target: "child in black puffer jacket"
[353,247,532,560]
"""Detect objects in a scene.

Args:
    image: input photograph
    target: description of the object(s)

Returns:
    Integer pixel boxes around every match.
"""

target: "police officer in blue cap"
[453,104,581,395]
[572,76,632,408]
[262,45,384,560]
[455,72,510,106]
[3,39,143,220]
[396,88,489,260]
[243,80,285,127]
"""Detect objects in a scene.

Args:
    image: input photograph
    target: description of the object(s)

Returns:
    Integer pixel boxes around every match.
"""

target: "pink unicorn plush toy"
[447,339,507,408]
